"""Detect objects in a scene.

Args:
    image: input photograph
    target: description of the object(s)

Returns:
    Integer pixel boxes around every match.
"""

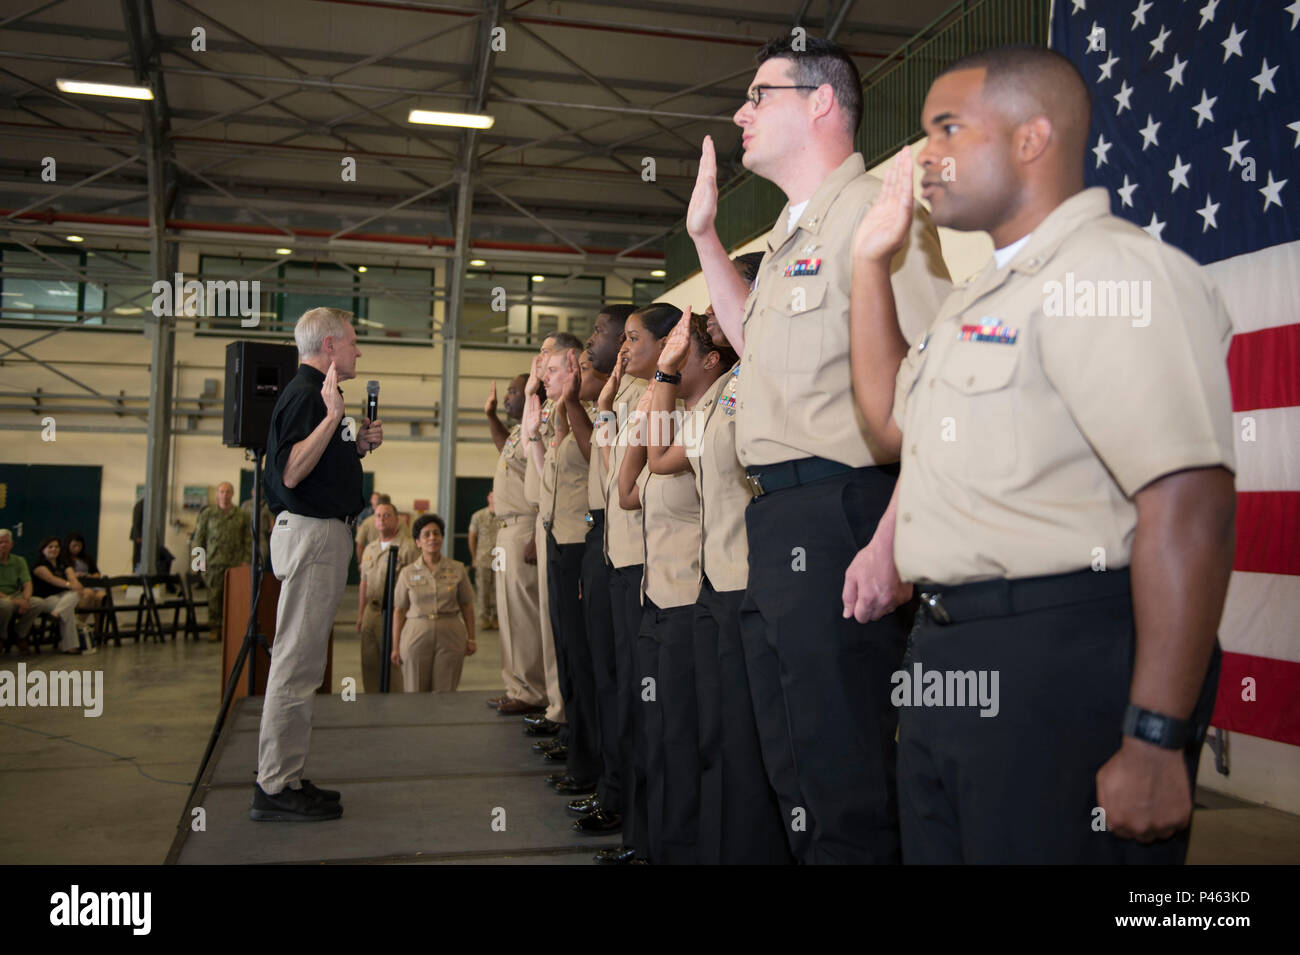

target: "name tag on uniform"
[959,317,1019,345]
[783,258,821,277]
[411,573,424,582]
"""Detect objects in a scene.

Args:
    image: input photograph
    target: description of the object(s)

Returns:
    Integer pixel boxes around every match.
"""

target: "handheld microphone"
[366,380,379,423]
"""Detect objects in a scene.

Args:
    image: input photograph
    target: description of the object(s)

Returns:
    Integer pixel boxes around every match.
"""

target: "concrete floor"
[2,584,1298,865]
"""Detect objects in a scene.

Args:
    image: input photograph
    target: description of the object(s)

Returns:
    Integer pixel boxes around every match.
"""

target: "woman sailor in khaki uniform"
[391,513,476,692]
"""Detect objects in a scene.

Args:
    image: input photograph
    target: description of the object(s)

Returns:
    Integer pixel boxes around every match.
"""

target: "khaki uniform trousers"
[494,515,546,706]
[257,513,351,795]
[360,603,403,693]
[400,613,469,692]
[536,513,565,723]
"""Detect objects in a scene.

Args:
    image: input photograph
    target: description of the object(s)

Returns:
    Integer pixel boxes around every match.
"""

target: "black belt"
[338,514,357,529]
[744,457,854,497]
[918,568,1132,626]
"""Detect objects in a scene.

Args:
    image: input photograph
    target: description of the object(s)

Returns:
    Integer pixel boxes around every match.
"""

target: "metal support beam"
[122,0,177,575]
[438,0,502,526]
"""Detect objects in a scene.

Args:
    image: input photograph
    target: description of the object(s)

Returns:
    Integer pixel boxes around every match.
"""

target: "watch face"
[1137,713,1163,739]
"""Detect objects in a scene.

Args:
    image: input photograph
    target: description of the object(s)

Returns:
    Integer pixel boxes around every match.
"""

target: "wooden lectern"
[221,564,333,701]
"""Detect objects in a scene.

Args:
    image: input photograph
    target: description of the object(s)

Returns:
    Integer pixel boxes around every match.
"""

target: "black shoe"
[249,783,343,822]
[521,712,550,727]
[574,810,623,835]
[553,776,597,795]
[299,779,340,802]
[593,843,636,863]
[544,772,568,786]
[523,718,562,737]
[532,737,564,755]
[543,744,568,762]
[567,795,600,816]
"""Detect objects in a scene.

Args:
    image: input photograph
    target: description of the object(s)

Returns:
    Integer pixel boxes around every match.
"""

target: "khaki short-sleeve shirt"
[492,424,531,519]
[360,536,419,602]
[523,399,557,510]
[395,557,473,617]
[736,152,951,468]
[892,187,1236,584]
[637,465,702,610]
[542,403,598,545]
[602,378,649,568]
[686,364,751,593]
[588,376,643,513]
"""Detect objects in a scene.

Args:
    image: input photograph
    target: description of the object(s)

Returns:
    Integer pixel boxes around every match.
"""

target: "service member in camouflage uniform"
[357,501,419,692]
[241,495,274,574]
[467,493,499,631]
[192,481,253,642]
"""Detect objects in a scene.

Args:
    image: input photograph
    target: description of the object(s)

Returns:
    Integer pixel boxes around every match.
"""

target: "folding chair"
[141,573,201,642]
[89,575,151,646]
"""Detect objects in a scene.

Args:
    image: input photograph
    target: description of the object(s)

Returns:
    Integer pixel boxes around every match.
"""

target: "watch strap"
[1122,704,1192,750]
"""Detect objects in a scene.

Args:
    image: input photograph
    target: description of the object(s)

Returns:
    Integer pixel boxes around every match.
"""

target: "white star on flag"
[1252,60,1278,100]
[1113,79,1133,115]
[1093,133,1112,168]
[1288,121,1300,149]
[1259,172,1287,212]
[1139,114,1162,150]
[1164,54,1187,91]
[1222,23,1246,62]
[1142,212,1166,241]
[1098,53,1119,81]
[1223,130,1250,169]
[1192,90,1217,128]
[1169,155,1191,193]
[1286,0,1300,30]
[1071,0,1086,13]
[1196,195,1220,232]
[1117,174,1138,208]
[1149,25,1171,59]
[1198,0,1218,30]
[1131,0,1152,29]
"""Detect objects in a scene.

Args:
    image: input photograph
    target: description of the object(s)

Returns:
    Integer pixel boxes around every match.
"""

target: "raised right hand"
[524,352,545,397]
[852,146,915,267]
[321,361,345,421]
[484,381,498,416]
[686,136,719,240]
[596,353,623,412]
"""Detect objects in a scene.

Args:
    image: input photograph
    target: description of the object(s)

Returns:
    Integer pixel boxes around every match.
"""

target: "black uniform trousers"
[638,599,700,864]
[608,563,648,855]
[694,577,792,865]
[581,514,621,814]
[740,465,909,864]
[546,531,599,784]
[899,567,1221,864]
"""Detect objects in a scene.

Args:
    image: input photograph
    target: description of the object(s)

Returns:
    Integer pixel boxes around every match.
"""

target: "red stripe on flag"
[1211,651,1300,747]
[1235,492,1300,576]
[1228,323,1300,411]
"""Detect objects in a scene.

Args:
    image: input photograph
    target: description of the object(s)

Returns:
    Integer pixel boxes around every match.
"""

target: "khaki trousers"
[494,516,546,706]
[400,615,468,692]
[257,513,351,795]
[360,603,403,694]
[536,514,564,723]
[25,592,80,650]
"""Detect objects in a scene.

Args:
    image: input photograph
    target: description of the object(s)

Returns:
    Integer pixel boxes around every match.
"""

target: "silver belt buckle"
[542,518,553,532]
[745,472,765,497]
[919,591,951,625]
[584,512,594,527]
[497,518,508,528]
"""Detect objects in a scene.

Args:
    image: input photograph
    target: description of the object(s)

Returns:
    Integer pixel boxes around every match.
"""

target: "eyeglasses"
[744,84,818,108]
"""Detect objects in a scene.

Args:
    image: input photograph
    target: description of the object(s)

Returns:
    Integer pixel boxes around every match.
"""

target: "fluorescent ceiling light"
[650,269,665,278]
[57,78,153,100]
[531,275,545,282]
[113,306,143,315]
[469,259,486,267]
[408,109,494,129]
[65,234,84,243]
[357,265,368,273]
[275,247,293,255]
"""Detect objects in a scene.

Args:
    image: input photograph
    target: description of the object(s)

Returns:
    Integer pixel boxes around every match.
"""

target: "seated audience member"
[30,537,93,654]
[64,532,107,643]
[391,514,476,692]
[0,528,38,651]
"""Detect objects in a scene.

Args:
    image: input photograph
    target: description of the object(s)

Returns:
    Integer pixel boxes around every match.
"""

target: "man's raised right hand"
[686,136,719,240]
[321,361,345,421]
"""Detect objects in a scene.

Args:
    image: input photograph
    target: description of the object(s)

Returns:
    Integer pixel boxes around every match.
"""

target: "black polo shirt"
[265,364,365,519]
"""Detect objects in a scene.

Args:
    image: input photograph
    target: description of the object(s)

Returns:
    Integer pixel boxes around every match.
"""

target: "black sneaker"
[249,783,343,822]
[299,779,341,802]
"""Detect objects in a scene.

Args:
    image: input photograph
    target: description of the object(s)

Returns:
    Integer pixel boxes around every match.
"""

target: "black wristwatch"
[653,369,682,384]
[1122,704,1192,750]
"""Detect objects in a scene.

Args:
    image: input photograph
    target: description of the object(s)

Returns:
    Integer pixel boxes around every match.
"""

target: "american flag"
[1052,2,1300,757]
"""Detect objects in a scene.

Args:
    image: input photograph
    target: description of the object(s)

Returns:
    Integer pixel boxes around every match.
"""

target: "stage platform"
[167,691,618,865]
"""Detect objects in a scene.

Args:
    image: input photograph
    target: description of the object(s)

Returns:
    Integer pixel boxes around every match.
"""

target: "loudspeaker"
[223,341,299,449]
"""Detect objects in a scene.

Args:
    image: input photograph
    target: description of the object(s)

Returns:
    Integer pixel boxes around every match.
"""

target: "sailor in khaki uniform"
[487,374,547,713]
[536,343,604,792]
[565,305,635,832]
[356,501,418,692]
[686,36,950,864]
[844,48,1236,864]
[392,513,475,692]
[588,303,678,865]
[619,309,733,864]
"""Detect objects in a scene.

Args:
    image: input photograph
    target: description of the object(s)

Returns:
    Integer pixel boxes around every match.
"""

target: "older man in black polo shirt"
[251,307,382,822]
